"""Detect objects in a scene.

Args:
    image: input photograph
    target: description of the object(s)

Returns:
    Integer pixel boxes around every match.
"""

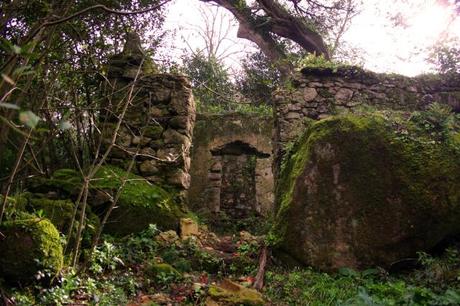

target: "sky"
[161,0,460,76]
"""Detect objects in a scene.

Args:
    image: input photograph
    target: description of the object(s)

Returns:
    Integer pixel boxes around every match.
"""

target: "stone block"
[169,116,191,129]
[167,169,191,189]
[286,112,301,120]
[163,128,190,145]
[148,106,165,117]
[180,218,199,239]
[335,88,354,102]
[132,135,152,146]
[139,160,159,175]
[208,172,221,181]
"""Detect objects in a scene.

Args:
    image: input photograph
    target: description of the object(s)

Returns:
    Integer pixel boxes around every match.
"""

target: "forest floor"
[3,221,460,305]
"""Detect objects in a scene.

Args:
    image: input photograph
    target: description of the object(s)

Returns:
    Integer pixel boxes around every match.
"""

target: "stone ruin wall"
[100,44,460,219]
[273,67,460,174]
[188,113,274,219]
[100,50,195,199]
[99,43,274,218]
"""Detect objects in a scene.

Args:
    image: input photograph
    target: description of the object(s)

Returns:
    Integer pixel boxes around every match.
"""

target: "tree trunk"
[200,0,330,78]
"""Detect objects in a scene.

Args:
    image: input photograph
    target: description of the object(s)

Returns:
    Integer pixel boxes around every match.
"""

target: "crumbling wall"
[100,34,195,197]
[273,67,460,174]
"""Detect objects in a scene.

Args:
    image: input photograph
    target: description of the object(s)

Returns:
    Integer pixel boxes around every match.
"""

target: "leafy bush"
[265,248,460,306]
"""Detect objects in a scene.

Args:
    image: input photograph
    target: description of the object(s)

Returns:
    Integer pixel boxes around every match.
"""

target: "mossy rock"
[26,196,100,249]
[146,263,181,279]
[208,279,264,306]
[142,125,164,139]
[28,168,83,196]
[90,166,185,235]
[0,216,63,283]
[0,193,28,217]
[38,166,185,236]
[274,112,460,271]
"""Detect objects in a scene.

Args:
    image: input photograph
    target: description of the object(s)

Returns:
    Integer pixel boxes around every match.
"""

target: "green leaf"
[338,267,359,278]
[19,110,40,129]
[12,65,33,77]
[12,45,22,54]
[1,73,15,85]
[0,103,19,110]
[59,120,72,131]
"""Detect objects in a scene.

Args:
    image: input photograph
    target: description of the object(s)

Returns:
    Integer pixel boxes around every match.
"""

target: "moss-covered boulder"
[90,166,185,235]
[274,111,460,271]
[26,197,99,248]
[0,217,63,283]
[28,168,83,196]
[146,263,181,280]
[207,279,264,306]
[36,166,185,236]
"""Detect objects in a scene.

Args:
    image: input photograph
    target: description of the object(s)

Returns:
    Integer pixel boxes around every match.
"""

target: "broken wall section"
[100,42,195,197]
[273,67,460,175]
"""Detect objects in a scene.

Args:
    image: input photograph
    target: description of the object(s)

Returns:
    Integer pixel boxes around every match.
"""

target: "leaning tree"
[198,0,358,77]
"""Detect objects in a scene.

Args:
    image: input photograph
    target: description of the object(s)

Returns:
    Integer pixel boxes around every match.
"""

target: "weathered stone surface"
[132,135,152,146]
[148,106,164,117]
[335,88,354,102]
[274,114,460,271]
[208,279,264,306]
[180,218,199,239]
[163,128,190,145]
[167,169,191,189]
[303,87,318,101]
[208,172,221,181]
[255,158,274,216]
[139,147,156,159]
[139,160,159,175]
[210,161,222,173]
[156,230,179,243]
[286,112,301,119]
[157,147,181,161]
[188,113,274,226]
[152,88,171,102]
[169,116,191,129]
[101,57,195,197]
[142,125,164,139]
[272,66,460,185]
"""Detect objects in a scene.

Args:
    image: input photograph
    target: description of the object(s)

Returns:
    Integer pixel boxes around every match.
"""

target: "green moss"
[31,165,185,236]
[142,125,164,139]
[146,263,181,278]
[26,197,99,249]
[30,168,82,196]
[27,198,75,230]
[91,166,185,235]
[272,111,460,263]
[0,216,63,283]
[0,193,28,218]
[208,280,264,306]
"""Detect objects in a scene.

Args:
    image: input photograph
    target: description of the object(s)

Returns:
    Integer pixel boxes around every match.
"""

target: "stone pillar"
[100,33,196,198]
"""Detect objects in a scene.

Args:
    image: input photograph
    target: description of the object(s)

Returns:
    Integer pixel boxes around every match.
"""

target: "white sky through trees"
[162,0,460,76]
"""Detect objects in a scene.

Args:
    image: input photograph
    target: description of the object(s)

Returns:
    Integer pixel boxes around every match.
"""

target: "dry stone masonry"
[100,34,195,196]
[273,66,460,171]
[188,113,274,224]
